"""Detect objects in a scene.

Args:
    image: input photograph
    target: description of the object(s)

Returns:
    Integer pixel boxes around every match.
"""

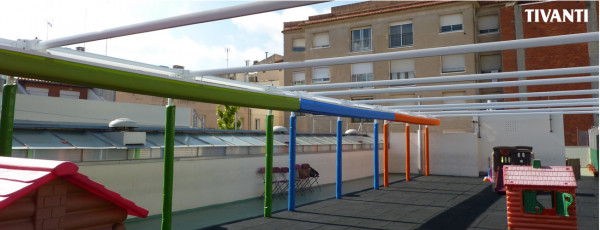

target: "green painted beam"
[162,102,176,230]
[0,84,16,156]
[0,48,300,111]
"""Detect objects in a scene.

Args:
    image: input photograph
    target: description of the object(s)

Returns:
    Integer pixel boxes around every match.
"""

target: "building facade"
[283,1,506,133]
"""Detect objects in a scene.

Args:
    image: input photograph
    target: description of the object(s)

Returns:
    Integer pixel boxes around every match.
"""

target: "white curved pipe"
[432,110,599,117]
[281,66,598,91]
[351,89,598,104]
[415,107,598,115]
[36,1,326,50]
[387,98,597,110]
[193,32,599,75]
[312,76,598,96]
[396,101,598,111]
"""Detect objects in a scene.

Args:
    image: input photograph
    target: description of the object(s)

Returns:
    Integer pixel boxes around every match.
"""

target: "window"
[351,63,373,89]
[478,15,499,34]
[390,59,415,81]
[480,54,502,73]
[390,21,413,48]
[351,27,372,52]
[292,38,305,52]
[26,87,49,96]
[312,67,330,84]
[254,119,261,130]
[351,97,374,123]
[293,71,306,85]
[59,90,80,99]
[442,91,467,104]
[440,13,463,33]
[312,32,329,49]
[442,54,465,73]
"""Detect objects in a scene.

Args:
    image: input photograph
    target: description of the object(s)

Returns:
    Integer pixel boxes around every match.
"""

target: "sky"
[0,0,359,71]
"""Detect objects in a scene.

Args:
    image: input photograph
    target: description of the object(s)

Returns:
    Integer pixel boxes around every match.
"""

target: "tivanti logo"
[524,9,588,23]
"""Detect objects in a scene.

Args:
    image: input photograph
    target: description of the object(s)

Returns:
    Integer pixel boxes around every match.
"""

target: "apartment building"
[283,1,505,133]
[499,1,599,146]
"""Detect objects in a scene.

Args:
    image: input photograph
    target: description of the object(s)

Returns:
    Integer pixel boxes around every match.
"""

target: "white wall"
[11,94,191,127]
[78,149,382,216]
[388,132,479,177]
[478,114,566,172]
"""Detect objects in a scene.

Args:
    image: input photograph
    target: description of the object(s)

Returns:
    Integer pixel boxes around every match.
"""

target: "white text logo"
[524,9,588,23]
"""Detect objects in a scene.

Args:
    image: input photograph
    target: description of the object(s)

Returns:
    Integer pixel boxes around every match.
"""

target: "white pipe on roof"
[392,101,598,112]
[311,76,598,96]
[35,1,327,50]
[280,66,598,91]
[387,98,598,110]
[432,110,599,117]
[351,89,599,104]
[193,32,599,76]
[413,107,599,115]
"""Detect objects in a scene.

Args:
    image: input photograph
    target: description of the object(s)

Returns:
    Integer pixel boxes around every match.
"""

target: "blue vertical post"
[336,117,342,199]
[288,112,297,211]
[373,119,379,190]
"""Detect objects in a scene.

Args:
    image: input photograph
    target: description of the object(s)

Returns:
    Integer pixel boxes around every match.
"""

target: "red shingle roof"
[0,156,148,218]
[503,165,577,189]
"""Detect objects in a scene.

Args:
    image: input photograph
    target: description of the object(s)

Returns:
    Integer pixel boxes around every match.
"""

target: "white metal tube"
[417,107,598,115]
[312,76,598,96]
[396,101,598,111]
[281,66,598,91]
[35,1,326,50]
[193,32,599,75]
[352,89,599,104]
[388,98,597,110]
[432,110,599,117]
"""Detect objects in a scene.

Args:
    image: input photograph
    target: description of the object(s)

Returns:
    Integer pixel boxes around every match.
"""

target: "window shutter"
[480,55,501,72]
[442,54,465,73]
[478,15,499,30]
[293,71,305,81]
[312,33,329,48]
[440,13,462,26]
[390,59,414,73]
[313,67,330,82]
[351,62,373,75]
[293,38,305,47]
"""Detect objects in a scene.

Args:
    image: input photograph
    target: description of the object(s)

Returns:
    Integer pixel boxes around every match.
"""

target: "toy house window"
[523,190,574,216]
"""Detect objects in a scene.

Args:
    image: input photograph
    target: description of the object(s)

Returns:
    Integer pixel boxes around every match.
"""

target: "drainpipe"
[288,112,296,211]
[264,110,274,217]
[0,76,17,157]
[161,98,176,230]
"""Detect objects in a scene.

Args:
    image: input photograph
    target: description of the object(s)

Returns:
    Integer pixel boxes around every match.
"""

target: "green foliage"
[216,105,243,130]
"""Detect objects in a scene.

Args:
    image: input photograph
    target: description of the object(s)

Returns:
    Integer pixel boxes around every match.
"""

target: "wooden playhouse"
[0,156,148,230]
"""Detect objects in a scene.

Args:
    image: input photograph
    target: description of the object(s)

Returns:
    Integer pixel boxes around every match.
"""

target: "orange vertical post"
[424,126,430,176]
[383,122,389,187]
[405,123,410,181]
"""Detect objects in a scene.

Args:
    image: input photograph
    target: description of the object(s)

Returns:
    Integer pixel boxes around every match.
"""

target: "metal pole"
[383,121,389,187]
[288,112,296,211]
[373,120,379,190]
[0,76,17,157]
[264,110,274,217]
[336,117,342,199]
[425,126,430,176]
[161,98,176,230]
[405,123,410,182]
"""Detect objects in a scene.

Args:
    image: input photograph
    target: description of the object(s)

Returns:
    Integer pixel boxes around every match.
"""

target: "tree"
[216,105,243,130]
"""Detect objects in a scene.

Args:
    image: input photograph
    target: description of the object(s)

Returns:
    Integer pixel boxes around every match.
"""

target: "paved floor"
[209,175,598,230]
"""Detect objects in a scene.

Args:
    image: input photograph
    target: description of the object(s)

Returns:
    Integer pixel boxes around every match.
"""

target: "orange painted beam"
[383,122,389,187]
[395,114,440,126]
[424,126,430,176]
[405,123,410,182]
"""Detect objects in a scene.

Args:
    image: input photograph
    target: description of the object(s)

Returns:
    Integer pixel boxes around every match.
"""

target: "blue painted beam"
[336,117,342,199]
[298,99,396,120]
[373,120,379,190]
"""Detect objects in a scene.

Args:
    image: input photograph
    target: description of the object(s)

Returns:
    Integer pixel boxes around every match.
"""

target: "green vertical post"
[0,77,17,157]
[162,99,176,230]
[264,110,274,217]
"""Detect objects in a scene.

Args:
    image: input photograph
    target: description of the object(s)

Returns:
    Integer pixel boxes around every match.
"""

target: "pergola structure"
[0,2,597,229]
